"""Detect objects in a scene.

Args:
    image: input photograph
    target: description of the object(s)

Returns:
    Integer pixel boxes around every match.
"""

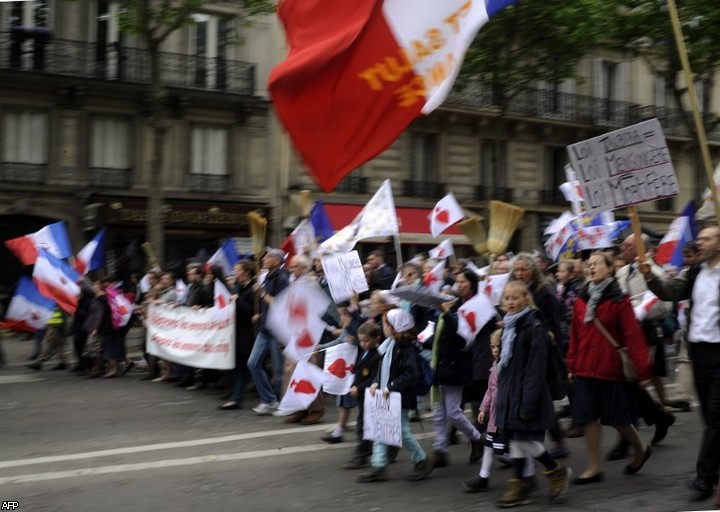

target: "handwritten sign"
[363,389,402,447]
[320,250,369,303]
[567,118,679,215]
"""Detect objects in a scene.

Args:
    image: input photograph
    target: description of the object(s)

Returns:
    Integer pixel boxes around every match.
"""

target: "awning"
[323,203,470,245]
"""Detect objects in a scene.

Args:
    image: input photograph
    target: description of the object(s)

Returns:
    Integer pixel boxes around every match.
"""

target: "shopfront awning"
[323,203,470,246]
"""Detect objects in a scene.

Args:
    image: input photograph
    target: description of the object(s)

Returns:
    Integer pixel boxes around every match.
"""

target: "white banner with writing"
[567,118,679,215]
[363,389,402,447]
[321,250,369,303]
[146,303,235,370]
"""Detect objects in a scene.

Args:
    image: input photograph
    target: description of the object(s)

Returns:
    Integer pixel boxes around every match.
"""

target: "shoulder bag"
[593,318,638,382]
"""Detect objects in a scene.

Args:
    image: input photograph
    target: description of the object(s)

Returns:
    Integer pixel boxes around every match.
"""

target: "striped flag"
[32,249,80,315]
[75,228,106,275]
[5,221,73,266]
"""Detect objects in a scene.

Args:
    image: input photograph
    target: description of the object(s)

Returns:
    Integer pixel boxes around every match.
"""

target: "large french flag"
[655,201,697,268]
[0,276,56,332]
[268,0,516,192]
[5,221,73,266]
[32,249,80,315]
[75,228,106,275]
[207,238,240,278]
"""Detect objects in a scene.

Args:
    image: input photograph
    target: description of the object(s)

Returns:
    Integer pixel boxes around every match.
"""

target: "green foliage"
[460,0,614,96]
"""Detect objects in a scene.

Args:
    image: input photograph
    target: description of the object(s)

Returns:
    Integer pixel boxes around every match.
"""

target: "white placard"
[321,250,369,303]
[363,389,402,447]
[146,304,235,370]
[567,118,679,215]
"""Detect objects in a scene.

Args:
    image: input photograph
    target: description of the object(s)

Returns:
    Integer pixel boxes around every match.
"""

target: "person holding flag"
[26,306,67,371]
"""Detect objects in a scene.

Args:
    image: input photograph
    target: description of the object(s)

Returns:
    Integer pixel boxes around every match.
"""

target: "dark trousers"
[690,342,720,483]
[73,330,88,370]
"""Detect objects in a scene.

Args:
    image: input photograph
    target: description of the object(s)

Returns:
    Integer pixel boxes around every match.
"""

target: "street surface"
[0,332,715,512]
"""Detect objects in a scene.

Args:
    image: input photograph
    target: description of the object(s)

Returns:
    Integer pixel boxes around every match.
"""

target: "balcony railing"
[0,31,255,95]
[402,180,446,198]
[474,185,513,202]
[0,162,46,184]
[446,82,720,141]
[187,173,230,193]
[334,176,369,194]
[89,168,131,189]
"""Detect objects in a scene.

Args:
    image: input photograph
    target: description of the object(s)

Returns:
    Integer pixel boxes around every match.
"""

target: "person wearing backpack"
[430,268,485,468]
[494,280,572,507]
[567,251,653,486]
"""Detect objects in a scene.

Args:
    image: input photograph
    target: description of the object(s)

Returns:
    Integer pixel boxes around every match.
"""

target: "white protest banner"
[146,303,234,370]
[567,118,679,215]
[320,250,369,303]
[363,389,402,447]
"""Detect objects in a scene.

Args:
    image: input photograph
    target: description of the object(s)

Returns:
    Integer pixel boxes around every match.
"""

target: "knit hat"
[386,309,415,332]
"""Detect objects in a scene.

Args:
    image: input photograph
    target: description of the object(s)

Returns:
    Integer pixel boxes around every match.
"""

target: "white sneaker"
[269,400,279,409]
[253,403,273,415]
[273,409,295,417]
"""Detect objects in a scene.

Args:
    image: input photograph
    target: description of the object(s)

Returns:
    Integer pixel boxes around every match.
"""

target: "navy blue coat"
[434,301,474,387]
[375,340,420,410]
[494,309,555,432]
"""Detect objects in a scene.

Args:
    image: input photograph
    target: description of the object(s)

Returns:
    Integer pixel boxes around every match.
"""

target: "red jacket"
[567,280,653,382]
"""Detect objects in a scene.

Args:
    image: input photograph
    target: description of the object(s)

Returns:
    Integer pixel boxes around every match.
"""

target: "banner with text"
[363,389,402,447]
[567,118,679,215]
[146,304,235,370]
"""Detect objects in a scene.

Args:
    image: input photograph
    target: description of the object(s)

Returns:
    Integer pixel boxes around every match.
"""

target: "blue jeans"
[230,356,249,404]
[247,330,283,404]
[371,409,427,468]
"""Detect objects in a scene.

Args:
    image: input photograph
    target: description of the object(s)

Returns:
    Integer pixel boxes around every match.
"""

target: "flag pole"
[393,234,403,271]
[628,205,647,263]
[666,0,720,226]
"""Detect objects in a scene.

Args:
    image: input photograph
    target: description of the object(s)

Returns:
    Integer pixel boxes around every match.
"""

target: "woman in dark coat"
[431,269,484,467]
[220,259,256,410]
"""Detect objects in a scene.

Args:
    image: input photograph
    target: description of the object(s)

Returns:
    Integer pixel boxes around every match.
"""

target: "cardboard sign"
[567,118,679,214]
[320,250,369,303]
[363,389,402,447]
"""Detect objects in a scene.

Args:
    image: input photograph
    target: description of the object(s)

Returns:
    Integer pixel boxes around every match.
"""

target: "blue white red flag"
[655,201,697,268]
[207,238,240,278]
[0,276,56,332]
[309,201,335,243]
[5,221,73,266]
[75,228,106,275]
[32,248,80,315]
[268,0,516,191]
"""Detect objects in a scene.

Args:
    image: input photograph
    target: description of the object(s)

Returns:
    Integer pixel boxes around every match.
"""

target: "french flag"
[655,201,697,268]
[75,228,106,275]
[268,0,516,192]
[207,238,240,278]
[0,276,56,332]
[32,248,80,315]
[310,200,334,243]
[281,219,316,261]
[5,221,73,266]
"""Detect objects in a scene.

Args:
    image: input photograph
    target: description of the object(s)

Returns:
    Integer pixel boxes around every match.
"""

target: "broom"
[247,210,267,258]
[487,200,525,255]
[458,216,487,254]
[140,242,161,271]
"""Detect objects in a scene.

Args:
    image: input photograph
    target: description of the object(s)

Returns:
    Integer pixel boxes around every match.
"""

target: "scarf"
[377,336,395,390]
[584,277,613,324]
[499,307,530,370]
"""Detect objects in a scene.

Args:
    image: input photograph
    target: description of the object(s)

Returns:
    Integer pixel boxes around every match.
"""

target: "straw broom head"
[487,200,525,254]
[247,211,267,257]
[299,190,313,218]
[458,216,487,254]
[140,242,161,271]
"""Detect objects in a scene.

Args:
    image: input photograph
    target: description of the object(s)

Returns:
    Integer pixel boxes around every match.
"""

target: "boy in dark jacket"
[343,321,382,469]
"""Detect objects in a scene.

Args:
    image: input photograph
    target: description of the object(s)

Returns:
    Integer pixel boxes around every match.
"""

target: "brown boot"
[103,359,118,378]
[498,478,531,508]
[301,411,324,425]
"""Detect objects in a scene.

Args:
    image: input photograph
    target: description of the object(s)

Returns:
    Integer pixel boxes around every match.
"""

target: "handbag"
[593,319,638,382]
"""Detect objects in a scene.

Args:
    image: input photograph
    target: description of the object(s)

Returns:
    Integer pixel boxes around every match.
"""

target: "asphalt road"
[0,333,716,512]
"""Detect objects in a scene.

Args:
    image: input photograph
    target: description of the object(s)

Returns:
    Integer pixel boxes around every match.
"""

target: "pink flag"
[277,360,325,414]
[430,193,465,238]
[429,239,454,260]
[267,278,331,346]
[457,292,494,345]
[322,342,358,395]
[106,285,133,329]
[422,260,445,293]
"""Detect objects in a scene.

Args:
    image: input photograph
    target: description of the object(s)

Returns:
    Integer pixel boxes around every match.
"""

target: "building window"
[3,110,47,164]
[189,13,230,89]
[91,117,131,169]
[544,146,569,205]
[191,125,228,176]
[593,59,628,124]
[478,139,508,201]
[409,132,438,183]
